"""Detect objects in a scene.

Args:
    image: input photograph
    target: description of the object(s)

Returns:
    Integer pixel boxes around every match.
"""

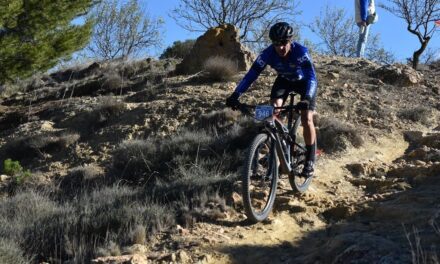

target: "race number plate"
[255,105,274,121]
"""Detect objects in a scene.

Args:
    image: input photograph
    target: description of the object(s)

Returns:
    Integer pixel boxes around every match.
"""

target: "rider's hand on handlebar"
[297,99,310,110]
[226,92,240,110]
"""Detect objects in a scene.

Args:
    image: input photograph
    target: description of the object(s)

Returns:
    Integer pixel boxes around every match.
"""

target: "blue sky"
[147,0,440,61]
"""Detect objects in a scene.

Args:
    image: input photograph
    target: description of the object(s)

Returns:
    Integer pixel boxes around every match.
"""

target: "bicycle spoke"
[242,133,278,222]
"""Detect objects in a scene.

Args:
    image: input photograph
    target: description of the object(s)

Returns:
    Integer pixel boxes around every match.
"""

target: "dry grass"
[101,72,125,92]
[91,97,126,125]
[0,132,80,161]
[398,107,433,126]
[0,238,31,264]
[59,165,104,196]
[404,222,440,264]
[0,186,175,263]
[203,56,238,82]
[317,116,364,154]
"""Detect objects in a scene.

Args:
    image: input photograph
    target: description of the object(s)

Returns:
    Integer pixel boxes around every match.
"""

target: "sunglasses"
[273,39,290,46]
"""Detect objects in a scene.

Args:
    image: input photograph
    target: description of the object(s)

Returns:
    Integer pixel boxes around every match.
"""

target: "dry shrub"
[404,221,440,264]
[129,225,146,245]
[95,241,121,257]
[0,238,31,264]
[90,97,126,126]
[0,72,54,98]
[203,56,238,82]
[398,107,433,125]
[112,139,159,183]
[0,132,80,161]
[59,165,103,195]
[113,129,217,183]
[102,58,171,82]
[317,117,364,153]
[198,109,240,131]
[175,190,229,228]
[101,72,125,92]
[0,186,175,263]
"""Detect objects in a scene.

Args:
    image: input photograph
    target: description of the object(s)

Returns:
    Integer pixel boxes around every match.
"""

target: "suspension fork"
[264,126,291,174]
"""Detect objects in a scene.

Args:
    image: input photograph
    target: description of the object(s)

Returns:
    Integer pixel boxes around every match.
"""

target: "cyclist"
[225,22,318,178]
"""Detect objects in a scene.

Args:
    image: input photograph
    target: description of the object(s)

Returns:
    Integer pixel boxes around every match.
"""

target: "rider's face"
[273,39,291,58]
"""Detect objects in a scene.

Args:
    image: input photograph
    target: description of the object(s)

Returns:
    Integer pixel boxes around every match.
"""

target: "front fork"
[264,126,292,174]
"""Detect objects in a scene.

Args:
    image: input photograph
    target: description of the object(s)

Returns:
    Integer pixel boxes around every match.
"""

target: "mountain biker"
[225,22,318,178]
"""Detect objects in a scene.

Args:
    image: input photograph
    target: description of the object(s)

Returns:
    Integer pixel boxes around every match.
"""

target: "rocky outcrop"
[175,24,255,74]
[370,64,423,86]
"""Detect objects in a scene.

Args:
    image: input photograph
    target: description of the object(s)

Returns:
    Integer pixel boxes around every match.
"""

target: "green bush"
[2,159,31,184]
[159,39,195,59]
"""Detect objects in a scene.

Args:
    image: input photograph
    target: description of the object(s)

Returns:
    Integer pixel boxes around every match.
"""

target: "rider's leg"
[301,110,316,158]
[301,110,316,176]
[270,77,290,114]
[272,98,283,107]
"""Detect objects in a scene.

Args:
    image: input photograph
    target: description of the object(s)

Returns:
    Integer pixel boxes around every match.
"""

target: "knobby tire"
[242,133,278,223]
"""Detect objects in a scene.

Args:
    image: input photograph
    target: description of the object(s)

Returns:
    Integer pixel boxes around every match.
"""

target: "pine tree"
[0,0,97,83]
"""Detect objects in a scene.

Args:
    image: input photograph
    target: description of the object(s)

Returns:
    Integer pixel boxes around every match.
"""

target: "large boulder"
[175,24,255,75]
[370,64,423,86]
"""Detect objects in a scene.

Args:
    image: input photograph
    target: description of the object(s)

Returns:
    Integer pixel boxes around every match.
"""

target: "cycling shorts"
[270,76,317,111]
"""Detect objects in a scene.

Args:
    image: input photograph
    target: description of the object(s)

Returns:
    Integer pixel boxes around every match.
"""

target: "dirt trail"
[194,132,409,263]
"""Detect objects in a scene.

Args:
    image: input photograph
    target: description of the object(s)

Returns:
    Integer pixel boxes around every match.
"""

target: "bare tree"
[309,6,395,64]
[380,0,440,69]
[170,0,300,45]
[420,47,440,64]
[87,0,163,60]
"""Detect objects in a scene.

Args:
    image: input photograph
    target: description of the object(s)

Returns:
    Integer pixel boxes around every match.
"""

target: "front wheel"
[242,133,278,223]
[288,115,315,193]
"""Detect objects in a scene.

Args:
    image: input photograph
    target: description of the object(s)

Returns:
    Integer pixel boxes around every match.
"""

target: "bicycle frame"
[259,93,304,175]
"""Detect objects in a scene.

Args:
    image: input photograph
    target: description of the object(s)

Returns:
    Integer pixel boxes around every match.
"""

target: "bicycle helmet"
[269,22,294,42]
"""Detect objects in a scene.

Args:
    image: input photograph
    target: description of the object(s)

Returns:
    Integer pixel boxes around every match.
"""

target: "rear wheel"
[242,133,278,223]
[288,115,315,193]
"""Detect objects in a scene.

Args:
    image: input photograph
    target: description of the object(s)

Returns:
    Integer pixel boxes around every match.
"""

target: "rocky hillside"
[0,55,439,264]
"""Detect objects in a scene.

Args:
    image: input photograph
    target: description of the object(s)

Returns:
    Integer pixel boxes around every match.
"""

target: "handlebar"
[235,103,300,117]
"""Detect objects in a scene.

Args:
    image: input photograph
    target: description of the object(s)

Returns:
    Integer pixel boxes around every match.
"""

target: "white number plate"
[255,105,274,121]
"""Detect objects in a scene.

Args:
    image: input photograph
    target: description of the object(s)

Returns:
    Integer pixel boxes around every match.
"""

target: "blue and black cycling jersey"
[234,42,317,99]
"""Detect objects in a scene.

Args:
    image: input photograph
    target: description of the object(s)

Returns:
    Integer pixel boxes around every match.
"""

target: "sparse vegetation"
[0,186,175,263]
[92,97,127,124]
[160,39,196,59]
[0,132,80,161]
[87,0,163,60]
[203,56,239,82]
[398,107,433,125]
[59,165,103,195]
[0,238,31,264]
[0,22,439,263]
[2,159,31,184]
[317,116,364,153]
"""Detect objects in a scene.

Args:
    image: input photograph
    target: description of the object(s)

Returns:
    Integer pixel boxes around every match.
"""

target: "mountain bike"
[237,92,316,223]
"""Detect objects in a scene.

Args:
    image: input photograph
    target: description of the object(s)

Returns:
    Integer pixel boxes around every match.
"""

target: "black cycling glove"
[297,98,310,110]
[226,92,240,109]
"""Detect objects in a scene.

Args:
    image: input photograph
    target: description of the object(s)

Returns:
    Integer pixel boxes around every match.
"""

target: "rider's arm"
[233,53,268,96]
[297,46,317,99]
